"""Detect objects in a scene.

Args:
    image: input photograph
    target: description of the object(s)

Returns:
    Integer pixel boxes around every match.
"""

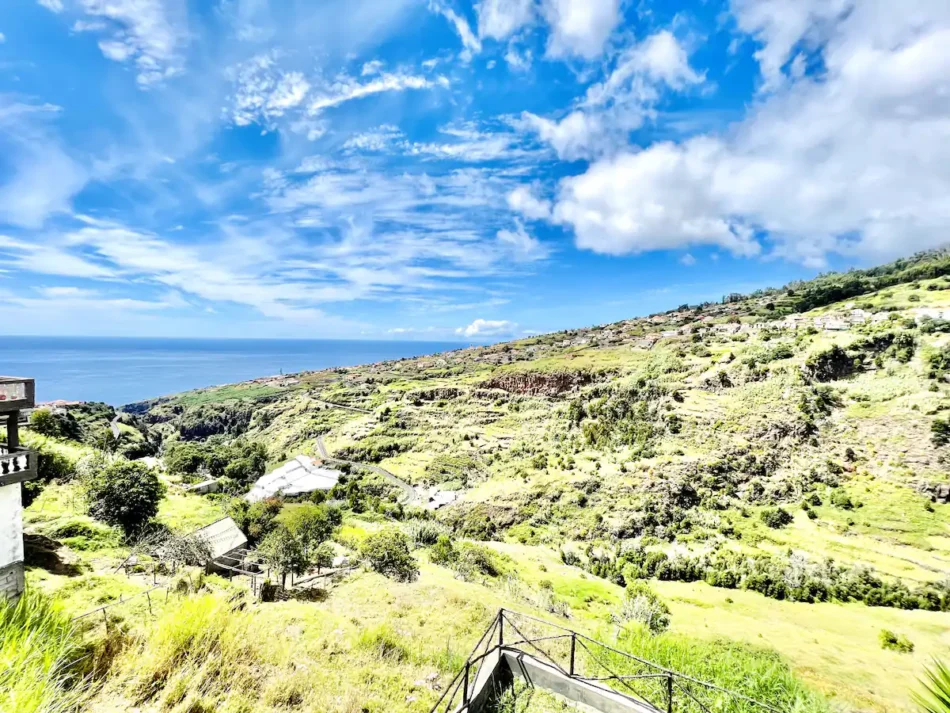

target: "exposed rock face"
[406,387,465,402]
[916,480,950,503]
[479,371,592,397]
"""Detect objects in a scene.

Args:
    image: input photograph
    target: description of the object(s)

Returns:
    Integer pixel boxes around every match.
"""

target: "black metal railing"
[429,609,783,713]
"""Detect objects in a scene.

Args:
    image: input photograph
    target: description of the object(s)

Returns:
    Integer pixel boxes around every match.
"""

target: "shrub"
[360,529,419,582]
[454,542,505,581]
[933,419,950,447]
[407,520,448,547]
[83,460,165,536]
[760,507,794,529]
[616,581,671,634]
[429,534,458,566]
[878,629,914,653]
[830,489,854,510]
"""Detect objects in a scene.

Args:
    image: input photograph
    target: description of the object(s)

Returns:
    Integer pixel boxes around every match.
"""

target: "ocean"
[0,336,462,406]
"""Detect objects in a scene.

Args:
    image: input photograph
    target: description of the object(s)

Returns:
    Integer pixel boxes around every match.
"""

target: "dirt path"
[315,435,421,506]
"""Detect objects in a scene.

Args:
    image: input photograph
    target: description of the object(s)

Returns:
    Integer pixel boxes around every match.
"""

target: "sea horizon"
[0,335,466,406]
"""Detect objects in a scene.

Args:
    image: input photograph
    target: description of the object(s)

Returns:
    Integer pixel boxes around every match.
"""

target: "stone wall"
[0,561,24,602]
[0,483,24,569]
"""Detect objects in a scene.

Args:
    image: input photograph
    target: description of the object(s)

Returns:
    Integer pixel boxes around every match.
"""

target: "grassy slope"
[22,256,950,712]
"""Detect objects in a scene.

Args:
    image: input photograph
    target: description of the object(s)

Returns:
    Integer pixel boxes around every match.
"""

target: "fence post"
[667,673,673,713]
[498,610,504,648]
[146,590,152,616]
[462,661,470,705]
[569,633,576,676]
[102,608,109,634]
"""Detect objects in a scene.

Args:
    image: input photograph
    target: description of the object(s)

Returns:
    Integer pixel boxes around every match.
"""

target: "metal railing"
[429,609,783,713]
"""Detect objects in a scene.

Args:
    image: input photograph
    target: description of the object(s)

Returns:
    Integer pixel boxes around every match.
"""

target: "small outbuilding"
[191,517,247,568]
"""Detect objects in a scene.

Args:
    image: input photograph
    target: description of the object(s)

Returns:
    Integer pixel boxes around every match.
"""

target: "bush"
[933,419,950,447]
[360,529,419,582]
[878,629,914,653]
[83,460,165,536]
[830,489,854,510]
[407,520,448,547]
[760,507,794,529]
[616,581,671,634]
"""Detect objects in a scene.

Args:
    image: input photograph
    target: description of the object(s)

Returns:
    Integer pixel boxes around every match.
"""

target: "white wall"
[0,484,23,568]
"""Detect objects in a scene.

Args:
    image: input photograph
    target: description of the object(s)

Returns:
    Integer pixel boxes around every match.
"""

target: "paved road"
[315,436,421,506]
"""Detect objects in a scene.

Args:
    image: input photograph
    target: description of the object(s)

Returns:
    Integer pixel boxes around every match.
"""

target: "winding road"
[315,435,421,506]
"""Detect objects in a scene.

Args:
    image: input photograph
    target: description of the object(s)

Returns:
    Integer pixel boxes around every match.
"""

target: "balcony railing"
[0,376,35,412]
[0,444,37,485]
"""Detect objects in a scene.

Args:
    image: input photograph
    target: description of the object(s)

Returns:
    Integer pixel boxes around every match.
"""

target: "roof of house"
[191,517,247,560]
[246,455,340,502]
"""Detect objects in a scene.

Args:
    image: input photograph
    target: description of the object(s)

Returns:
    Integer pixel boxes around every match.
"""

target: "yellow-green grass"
[482,541,950,713]
[651,579,950,713]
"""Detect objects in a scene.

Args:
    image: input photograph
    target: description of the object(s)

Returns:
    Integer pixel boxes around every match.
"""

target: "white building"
[0,377,37,602]
[246,455,340,501]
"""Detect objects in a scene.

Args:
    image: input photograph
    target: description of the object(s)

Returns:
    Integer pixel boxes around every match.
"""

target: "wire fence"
[430,609,783,713]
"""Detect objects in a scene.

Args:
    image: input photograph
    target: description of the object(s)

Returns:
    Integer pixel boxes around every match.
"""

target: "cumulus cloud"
[507,183,552,220]
[520,110,607,160]
[456,318,518,338]
[551,0,950,265]
[476,0,534,41]
[540,0,621,59]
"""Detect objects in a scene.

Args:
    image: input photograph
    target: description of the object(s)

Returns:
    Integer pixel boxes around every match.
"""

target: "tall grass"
[587,623,830,713]
[916,660,950,713]
[112,593,263,710]
[0,589,87,713]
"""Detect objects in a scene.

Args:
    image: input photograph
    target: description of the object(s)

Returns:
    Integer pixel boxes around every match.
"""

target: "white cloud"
[456,318,518,338]
[37,0,64,12]
[476,0,534,41]
[551,1,950,265]
[540,0,621,59]
[229,54,311,127]
[731,0,850,91]
[77,0,188,86]
[497,220,549,261]
[361,60,384,76]
[552,140,762,257]
[524,32,703,159]
[680,253,696,266]
[504,44,533,71]
[507,183,552,220]
[308,71,445,114]
[0,33,6,44]
[429,1,482,58]
[343,125,405,152]
[520,110,607,160]
[0,99,88,228]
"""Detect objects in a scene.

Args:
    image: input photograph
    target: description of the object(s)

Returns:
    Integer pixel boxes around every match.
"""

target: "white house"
[0,377,37,602]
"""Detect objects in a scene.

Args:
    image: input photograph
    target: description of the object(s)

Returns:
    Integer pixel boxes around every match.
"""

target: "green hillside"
[12,249,950,713]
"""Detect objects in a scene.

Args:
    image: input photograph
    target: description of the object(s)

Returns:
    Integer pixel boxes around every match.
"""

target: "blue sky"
[0,0,948,341]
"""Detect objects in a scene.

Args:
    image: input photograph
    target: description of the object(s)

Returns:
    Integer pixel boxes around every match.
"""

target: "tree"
[84,460,165,536]
[28,409,59,437]
[359,529,419,582]
[933,419,950,447]
[283,503,339,557]
[312,541,335,573]
[259,525,309,587]
[163,442,206,475]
